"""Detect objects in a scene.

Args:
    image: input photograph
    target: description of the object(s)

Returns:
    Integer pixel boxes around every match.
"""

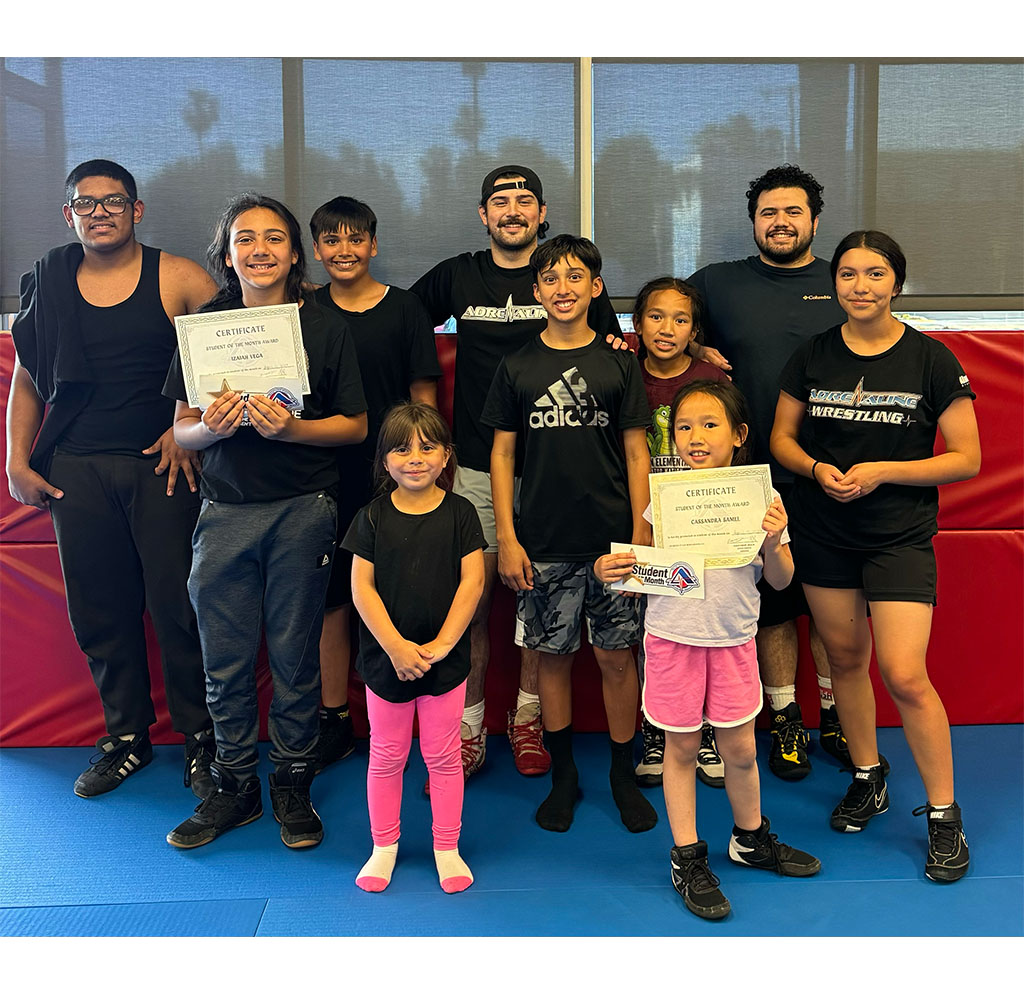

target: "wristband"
[810,460,821,482]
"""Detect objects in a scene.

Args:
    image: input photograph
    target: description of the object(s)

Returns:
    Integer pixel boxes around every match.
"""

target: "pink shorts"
[641,632,762,733]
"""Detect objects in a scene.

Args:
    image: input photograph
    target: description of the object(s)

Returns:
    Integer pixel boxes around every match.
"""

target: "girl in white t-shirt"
[596,379,820,920]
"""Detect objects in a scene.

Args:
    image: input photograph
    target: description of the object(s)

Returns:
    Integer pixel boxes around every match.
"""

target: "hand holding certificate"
[174,304,309,412]
[649,464,773,568]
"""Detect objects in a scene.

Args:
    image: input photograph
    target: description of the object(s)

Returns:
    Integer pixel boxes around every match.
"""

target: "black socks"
[609,736,658,833]
[536,725,580,833]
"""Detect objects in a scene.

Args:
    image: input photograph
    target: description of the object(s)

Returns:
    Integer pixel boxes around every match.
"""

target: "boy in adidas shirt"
[482,235,656,834]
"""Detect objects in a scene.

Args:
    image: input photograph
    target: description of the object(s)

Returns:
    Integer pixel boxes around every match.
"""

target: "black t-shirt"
[313,284,441,521]
[688,256,844,481]
[410,250,621,472]
[342,491,486,703]
[163,294,367,503]
[481,335,650,561]
[779,324,976,549]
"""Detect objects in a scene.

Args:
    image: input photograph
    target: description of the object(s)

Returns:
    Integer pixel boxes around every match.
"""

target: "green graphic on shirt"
[648,405,673,456]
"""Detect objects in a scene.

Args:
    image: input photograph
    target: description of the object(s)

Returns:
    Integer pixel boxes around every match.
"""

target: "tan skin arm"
[5,357,64,507]
[760,497,794,590]
[622,426,653,546]
[491,427,533,591]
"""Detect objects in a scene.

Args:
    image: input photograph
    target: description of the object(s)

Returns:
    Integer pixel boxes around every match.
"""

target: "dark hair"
[309,196,377,241]
[829,230,907,299]
[65,159,138,202]
[746,164,824,222]
[373,402,457,494]
[203,192,306,309]
[481,168,549,240]
[529,233,601,281]
[632,276,705,361]
[669,379,752,467]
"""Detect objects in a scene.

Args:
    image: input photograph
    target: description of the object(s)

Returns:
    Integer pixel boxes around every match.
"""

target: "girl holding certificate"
[771,231,980,884]
[163,193,367,852]
[596,379,821,921]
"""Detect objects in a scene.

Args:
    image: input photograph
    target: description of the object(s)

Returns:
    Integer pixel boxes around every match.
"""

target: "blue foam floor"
[1,725,1020,936]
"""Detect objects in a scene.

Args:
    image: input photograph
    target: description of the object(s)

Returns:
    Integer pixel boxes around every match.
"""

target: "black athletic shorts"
[791,532,937,605]
[756,482,809,629]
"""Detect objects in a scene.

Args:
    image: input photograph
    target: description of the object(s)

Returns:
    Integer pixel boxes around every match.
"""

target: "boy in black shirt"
[310,197,441,769]
[482,235,656,834]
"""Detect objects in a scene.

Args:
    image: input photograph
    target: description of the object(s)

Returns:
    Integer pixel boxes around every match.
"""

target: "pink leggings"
[365,681,465,850]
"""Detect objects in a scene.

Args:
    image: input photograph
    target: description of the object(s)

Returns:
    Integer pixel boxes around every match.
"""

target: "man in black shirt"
[411,166,620,782]
[6,159,216,800]
[688,165,847,781]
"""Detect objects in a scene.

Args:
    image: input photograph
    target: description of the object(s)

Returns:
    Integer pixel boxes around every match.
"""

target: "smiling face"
[834,247,900,322]
[635,288,697,368]
[752,186,818,267]
[533,253,602,325]
[313,225,377,285]
[63,175,144,253]
[478,177,547,251]
[673,391,747,470]
[384,431,450,494]
[225,207,298,304]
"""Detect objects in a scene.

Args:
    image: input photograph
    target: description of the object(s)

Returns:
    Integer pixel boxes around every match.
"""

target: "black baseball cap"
[480,165,544,206]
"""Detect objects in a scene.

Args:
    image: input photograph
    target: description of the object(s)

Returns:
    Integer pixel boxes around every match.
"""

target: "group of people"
[6,157,979,918]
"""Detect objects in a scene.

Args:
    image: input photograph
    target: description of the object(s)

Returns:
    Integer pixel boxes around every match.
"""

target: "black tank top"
[60,245,178,456]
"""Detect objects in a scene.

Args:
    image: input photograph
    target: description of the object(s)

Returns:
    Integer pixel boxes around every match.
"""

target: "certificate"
[174,304,310,412]
[649,464,772,569]
[608,543,705,599]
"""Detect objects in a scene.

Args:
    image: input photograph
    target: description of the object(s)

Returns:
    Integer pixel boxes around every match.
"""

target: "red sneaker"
[507,704,551,776]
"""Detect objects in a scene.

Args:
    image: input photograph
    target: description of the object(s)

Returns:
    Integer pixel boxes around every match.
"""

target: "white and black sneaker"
[830,763,888,832]
[728,816,821,876]
[696,721,725,788]
[635,716,664,787]
[74,732,153,797]
[670,841,731,920]
[913,801,970,883]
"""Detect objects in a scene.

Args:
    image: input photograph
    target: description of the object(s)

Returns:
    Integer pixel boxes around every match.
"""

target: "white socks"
[462,700,485,738]
[355,843,398,892]
[765,684,797,711]
[818,674,835,710]
[434,848,474,893]
[355,844,473,894]
[516,689,540,713]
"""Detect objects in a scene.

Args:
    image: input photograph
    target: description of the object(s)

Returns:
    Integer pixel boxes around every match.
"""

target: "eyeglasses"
[67,195,135,216]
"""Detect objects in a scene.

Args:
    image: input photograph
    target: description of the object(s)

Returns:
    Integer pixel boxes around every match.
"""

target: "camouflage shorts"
[515,561,640,655]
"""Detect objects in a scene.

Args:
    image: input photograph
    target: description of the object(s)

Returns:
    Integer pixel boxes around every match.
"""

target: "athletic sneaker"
[184,728,216,800]
[818,706,850,767]
[269,760,323,849]
[74,732,153,798]
[728,816,821,876]
[507,703,551,776]
[768,702,811,781]
[635,716,664,787]
[913,801,970,883]
[696,721,725,788]
[461,722,487,779]
[670,841,731,920]
[830,763,888,832]
[167,765,262,849]
[316,708,355,773]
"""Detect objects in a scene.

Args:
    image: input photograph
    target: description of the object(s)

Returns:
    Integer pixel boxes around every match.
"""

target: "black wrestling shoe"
[830,764,888,832]
[74,732,153,797]
[270,760,323,849]
[728,816,821,876]
[768,702,811,781]
[670,841,731,920]
[635,716,664,787]
[913,801,970,883]
[818,707,851,767]
[184,728,216,800]
[167,765,262,849]
[696,720,725,788]
[316,708,355,773]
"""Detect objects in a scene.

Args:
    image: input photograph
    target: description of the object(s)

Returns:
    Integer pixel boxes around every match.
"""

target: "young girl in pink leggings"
[343,402,485,893]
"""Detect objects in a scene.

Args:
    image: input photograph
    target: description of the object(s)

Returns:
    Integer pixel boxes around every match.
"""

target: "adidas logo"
[529,367,609,429]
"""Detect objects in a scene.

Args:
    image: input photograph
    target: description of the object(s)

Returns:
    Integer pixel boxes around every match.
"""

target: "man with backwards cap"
[411,166,621,784]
